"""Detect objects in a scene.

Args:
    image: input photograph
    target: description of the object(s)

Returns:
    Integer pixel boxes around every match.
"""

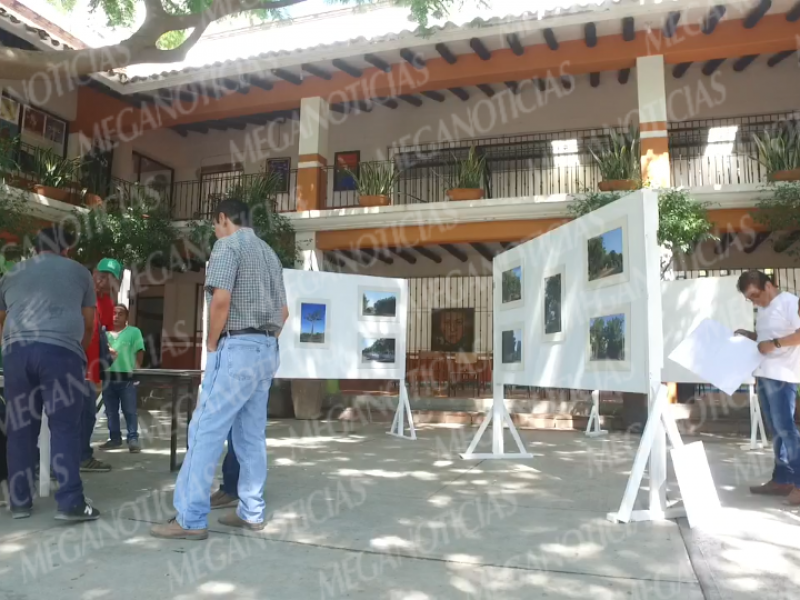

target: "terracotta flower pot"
[34,184,80,205]
[3,175,35,190]
[446,188,484,201]
[769,169,800,182]
[359,194,391,207]
[84,193,104,208]
[598,180,639,192]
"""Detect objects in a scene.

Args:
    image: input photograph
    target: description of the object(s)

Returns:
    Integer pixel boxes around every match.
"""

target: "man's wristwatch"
[773,338,782,348]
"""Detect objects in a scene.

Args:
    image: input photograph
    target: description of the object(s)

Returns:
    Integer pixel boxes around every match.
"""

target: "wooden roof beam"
[744,0,772,29]
[733,54,758,71]
[703,6,726,34]
[271,68,303,86]
[506,33,524,56]
[469,38,492,61]
[364,54,392,72]
[414,246,442,263]
[440,244,467,262]
[543,28,558,50]
[449,87,469,101]
[584,23,597,48]
[434,43,458,64]
[664,12,682,38]
[388,247,417,264]
[472,243,495,262]
[400,48,425,69]
[332,59,361,78]
[590,72,600,87]
[477,84,495,97]
[301,63,332,80]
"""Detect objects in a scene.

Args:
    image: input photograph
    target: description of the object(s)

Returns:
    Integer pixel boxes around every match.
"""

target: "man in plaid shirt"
[152,198,287,540]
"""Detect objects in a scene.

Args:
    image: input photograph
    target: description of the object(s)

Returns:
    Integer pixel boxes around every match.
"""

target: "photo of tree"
[299,302,327,344]
[362,290,398,317]
[544,273,562,334]
[501,266,522,303]
[587,227,624,281]
[589,313,626,361]
[501,329,523,363]
[361,337,396,364]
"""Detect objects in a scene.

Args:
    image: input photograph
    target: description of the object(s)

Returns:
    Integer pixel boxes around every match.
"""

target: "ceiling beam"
[499,242,517,250]
[332,59,362,78]
[399,94,423,107]
[301,63,332,80]
[621,16,635,41]
[733,54,758,71]
[767,49,794,66]
[788,1,800,21]
[414,246,442,263]
[702,58,725,75]
[472,243,495,263]
[271,68,303,86]
[374,97,399,109]
[400,48,425,69]
[743,232,770,253]
[561,75,573,90]
[421,90,446,102]
[543,28,558,51]
[773,230,800,253]
[505,81,519,94]
[477,84,495,97]
[534,78,547,92]
[703,6,726,34]
[360,248,392,265]
[618,68,631,84]
[469,38,492,61]
[388,247,417,264]
[673,62,692,78]
[248,76,273,91]
[506,33,524,56]
[324,253,346,269]
[336,249,369,266]
[744,0,772,29]
[590,72,600,87]
[449,87,469,101]
[584,23,597,48]
[440,244,467,262]
[364,54,392,72]
[434,43,458,64]
[664,12,682,38]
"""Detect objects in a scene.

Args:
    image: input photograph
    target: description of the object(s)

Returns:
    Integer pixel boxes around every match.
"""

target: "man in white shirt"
[735,271,800,505]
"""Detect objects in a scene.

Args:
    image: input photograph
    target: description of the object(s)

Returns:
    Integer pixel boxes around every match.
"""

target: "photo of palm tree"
[361,338,396,364]
[300,302,327,343]
[362,290,398,317]
[589,313,626,361]
[501,329,523,363]
[587,227,624,281]
[544,273,562,334]
[502,266,522,303]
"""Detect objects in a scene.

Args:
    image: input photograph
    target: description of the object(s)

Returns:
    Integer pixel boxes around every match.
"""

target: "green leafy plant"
[80,150,112,197]
[0,135,20,176]
[753,128,800,176]
[755,182,800,256]
[24,146,78,188]
[443,146,486,189]
[589,127,641,181]
[0,186,38,260]
[349,162,398,196]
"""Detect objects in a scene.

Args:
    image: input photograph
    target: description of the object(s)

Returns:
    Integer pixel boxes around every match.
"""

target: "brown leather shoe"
[784,487,800,506]
[150,518,208,540]
[750,481,794,496]
[210,489,238,510]
[218,512,266,531]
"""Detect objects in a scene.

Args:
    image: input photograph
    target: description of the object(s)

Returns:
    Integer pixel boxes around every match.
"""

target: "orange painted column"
[636,55,671,188]
[296,97,330,211]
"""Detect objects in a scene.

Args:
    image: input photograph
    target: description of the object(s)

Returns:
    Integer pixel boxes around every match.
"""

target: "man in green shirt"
[100,304,145,453]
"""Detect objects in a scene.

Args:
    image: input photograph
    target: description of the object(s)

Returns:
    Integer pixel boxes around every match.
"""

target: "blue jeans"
[104,380,138,442]
[80,380,97,462]
[174,334,278,529]
[758,377,800,486]
[221,430,240,496]
[4,342,87,511]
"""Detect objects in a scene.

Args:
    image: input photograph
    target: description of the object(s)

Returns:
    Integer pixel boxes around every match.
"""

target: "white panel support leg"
[388,383,416,440]
[39,411,50,498]
[461,382,533,460]
[744,383,767,451]
[585,390,608,438]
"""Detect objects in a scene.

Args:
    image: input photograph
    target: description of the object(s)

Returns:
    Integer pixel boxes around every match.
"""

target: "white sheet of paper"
[668,318,762,396]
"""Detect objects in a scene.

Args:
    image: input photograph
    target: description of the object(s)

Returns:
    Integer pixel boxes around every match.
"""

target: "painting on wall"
[501,265,522,306]
[360,337,397,367]
[587,226,625,282]
[267,158,291,193]
[22,106,46,136]
[44,117,66,145]
[501,328,523,364]
[334,150,359,192]
[298,301,328,347]
[431,308,475,352]
[360,288,398,320]
[0,96,20,127]
[543,268,565,342]
[589,313,626,362]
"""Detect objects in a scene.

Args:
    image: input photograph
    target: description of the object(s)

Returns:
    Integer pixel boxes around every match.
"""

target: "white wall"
[1,79,78,122]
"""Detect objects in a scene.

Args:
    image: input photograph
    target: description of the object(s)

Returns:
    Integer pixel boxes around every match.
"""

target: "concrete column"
[111,141,134,181]
[297,97,329,211]
[295,231,324,271]
[636,55,671,188]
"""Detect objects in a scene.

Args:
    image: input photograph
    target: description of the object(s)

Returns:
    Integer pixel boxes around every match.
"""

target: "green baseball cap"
[97,257,122,280]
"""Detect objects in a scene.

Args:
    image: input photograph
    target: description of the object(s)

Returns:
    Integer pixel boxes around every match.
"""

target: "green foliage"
[544,273,561,334]
[80,150,112,196]
[350,162,398,196]
[24,146,79,188]
[755,182,800,256]
[443,146,486,190]
[0,186,38,260]
[589,127,641,182]
[188,171,297,268]
[501,268,521,303]
[753,129,800,176]
[0,135,20,176]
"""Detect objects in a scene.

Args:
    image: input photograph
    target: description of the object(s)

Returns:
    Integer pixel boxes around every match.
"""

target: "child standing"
[100,304,145,453]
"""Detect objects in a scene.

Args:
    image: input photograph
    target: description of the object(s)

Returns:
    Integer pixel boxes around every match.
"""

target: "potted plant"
[26,146,80,204]
[80,149,112,208]
[590,127,641,192]
[350,161,397,207]
[753,128,800,182]
[445,146,486,201]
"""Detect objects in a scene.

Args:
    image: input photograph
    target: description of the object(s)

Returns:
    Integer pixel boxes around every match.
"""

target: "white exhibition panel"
[493,190,661,394]
[275,269,408,380]
[661,276,755,384]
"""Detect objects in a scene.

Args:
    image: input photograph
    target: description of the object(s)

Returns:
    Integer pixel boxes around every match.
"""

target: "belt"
[224,328,275,337]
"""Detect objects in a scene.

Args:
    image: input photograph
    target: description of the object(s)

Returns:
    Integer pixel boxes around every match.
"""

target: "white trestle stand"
[585,390,608,438]
[747,383,768,451]
[388,383,417,440]
[461,382,533,459]
[39,411,50,498]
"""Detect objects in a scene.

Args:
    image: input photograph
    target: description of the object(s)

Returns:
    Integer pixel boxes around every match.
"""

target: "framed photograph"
[585,304,632,372]
[499,260,523,311]
[334,150,359,192]
[542,265,566,343]
[267,158,291,193]
[44,116,66,145]
[431,308,475,352]
[586,217,629,289]
[0,95,20,125]
[22,106,46,136]
[359,286,399,321]
[500,324,524,371]
[359,335,397,369]
[296,299,330,349]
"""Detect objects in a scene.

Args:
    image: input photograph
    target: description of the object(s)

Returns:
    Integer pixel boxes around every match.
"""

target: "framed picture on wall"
[22,106,46,136]
[0,95,20,128]
[296,298,330,349]
[586,216,629,290]
[585,304,632,372]
[334,150,359,192]
[267,158,291,193]
[431,308,475,352]
[358,335,397,369]
[542,264,566,343]
[358,286,399,321]
[500,323,524,371]
[499,259,523,311]
[44,116,66,146]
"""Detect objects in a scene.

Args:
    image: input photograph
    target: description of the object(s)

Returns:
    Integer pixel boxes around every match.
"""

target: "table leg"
[170,383,179,472]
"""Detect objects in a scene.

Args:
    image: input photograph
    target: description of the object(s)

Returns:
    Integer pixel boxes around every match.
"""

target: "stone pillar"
[636,55,671,188]
[111,141,134,181]
[297,97,330,211]
[295,231,325,271]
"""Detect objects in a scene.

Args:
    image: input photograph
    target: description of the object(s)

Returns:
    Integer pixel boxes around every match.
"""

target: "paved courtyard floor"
[1,413,798,600]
